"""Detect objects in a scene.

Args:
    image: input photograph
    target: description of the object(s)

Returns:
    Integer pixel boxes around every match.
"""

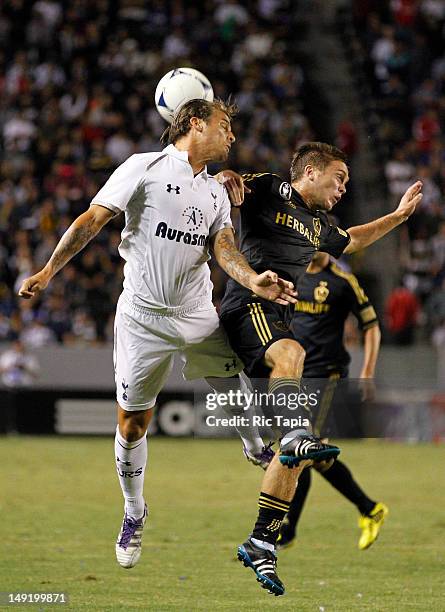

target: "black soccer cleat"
[237,538,285,596]
[279,432,340,468]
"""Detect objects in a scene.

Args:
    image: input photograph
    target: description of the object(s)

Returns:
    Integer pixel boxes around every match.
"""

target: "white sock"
[115,426,147,520]
[233,375,265,454]
[209,375,264,455]
[220,401,264,455]
[251,537,275,552]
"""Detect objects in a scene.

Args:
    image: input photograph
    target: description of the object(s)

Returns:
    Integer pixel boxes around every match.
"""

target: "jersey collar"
[292,187,316,212]
[163,144,208,180]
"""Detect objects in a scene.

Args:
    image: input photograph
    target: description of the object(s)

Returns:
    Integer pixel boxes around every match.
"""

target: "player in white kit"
[18,99,297,569]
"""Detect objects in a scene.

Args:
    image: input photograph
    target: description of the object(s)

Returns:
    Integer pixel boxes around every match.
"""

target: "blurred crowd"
[353,0,445,344]
[0,0,313,346]
[1,0,443,350]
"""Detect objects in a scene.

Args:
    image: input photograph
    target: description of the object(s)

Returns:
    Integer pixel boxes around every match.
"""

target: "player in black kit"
[221,170,350,377]
[277,250,388,551]
[218,142,422,596]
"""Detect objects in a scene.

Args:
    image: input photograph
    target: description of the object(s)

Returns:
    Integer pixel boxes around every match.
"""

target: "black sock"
[252,492,290,545]
[267,378,312,434]
[320,459,375,515]
[284,466,312,535]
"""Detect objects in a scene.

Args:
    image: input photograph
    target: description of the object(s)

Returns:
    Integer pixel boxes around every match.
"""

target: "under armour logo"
[167,184,180,194]
[122,380,129,401]
[116,457,131,466]
[224,359,237,371]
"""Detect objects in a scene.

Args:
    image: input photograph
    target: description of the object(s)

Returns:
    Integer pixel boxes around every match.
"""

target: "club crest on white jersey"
[90,145,233,308]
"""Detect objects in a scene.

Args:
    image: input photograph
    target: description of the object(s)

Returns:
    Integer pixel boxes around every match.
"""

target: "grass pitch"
[2,437,444,611]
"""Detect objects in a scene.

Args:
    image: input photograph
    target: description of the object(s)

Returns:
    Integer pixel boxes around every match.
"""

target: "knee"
[118,408,152,442]
[284,343,306,372]
[120,421,145,442]
[266,340,305,374]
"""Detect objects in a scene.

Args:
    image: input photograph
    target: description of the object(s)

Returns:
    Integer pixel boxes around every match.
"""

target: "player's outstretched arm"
[359,323,381,401]
[211,227,297,305]
[18,205,114,299]
[360,323,381,380]
[344,181,423,254]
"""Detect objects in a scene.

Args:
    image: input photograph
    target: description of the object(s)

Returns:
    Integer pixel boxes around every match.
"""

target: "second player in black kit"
[291,259,377,378]
[220,172,351,377]
[278,252,387,551]
[219,142,422,597]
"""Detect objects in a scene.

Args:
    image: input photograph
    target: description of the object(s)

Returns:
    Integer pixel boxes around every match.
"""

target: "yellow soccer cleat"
[358,502,389,550]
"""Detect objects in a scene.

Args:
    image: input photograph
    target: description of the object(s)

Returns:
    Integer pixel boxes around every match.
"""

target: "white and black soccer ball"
[154,67,214,124]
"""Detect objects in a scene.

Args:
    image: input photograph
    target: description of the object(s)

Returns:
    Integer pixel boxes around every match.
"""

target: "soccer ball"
[155,67,214,124]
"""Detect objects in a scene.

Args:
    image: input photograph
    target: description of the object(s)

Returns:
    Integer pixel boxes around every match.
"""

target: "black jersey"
[290,261,378,377]
[220,173,351,315]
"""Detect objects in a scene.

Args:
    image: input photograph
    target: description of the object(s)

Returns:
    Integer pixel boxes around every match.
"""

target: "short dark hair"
[290,142,348,182]
[160,98,238,145]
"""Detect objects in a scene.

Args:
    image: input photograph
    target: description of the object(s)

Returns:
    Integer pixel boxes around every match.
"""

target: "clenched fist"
[18,270,51,299]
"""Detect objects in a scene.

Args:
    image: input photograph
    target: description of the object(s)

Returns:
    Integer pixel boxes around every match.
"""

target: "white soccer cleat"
[115,503,148,569]
[243,442,275,470]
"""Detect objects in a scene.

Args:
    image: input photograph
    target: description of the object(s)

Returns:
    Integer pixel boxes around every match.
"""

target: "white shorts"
[114,294,243,411]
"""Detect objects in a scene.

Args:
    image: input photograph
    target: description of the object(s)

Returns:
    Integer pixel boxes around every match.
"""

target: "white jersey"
[91,144,233,308]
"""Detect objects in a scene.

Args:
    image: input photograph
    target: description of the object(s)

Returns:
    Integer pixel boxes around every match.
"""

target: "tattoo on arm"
[47,215,99,276]
[213,229,255,289]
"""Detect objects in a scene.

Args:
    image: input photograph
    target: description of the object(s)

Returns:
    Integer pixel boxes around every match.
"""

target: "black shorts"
[220,299,296,378]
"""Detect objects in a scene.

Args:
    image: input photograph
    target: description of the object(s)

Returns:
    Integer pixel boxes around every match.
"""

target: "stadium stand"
[1,0,443,345]
[341,0,445,342]
[0,0,314,344]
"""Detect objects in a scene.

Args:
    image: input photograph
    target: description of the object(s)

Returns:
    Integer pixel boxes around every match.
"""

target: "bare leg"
[262,454,311,499]
[259,338,309,503]
[118,405,153,441]
[237,339,311,596]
